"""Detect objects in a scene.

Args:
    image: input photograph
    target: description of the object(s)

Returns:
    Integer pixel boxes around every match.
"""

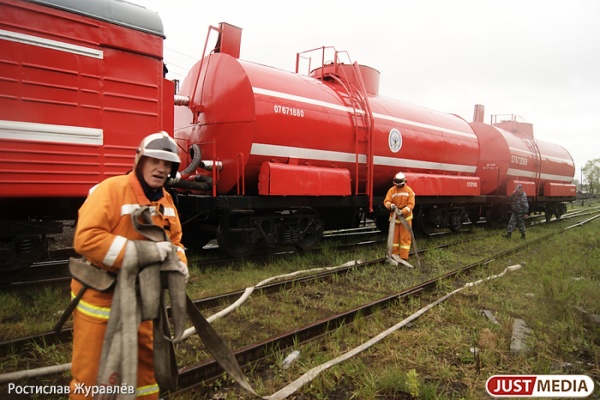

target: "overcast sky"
[132,0,600,181]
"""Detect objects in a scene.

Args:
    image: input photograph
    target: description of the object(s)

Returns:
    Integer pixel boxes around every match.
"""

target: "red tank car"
[173,24,484,254]
[0,0,171,273]
[173,24,576,255]
[471,105,576,223]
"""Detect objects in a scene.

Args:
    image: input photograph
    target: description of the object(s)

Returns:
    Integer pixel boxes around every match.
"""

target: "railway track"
[4,206,597,291]
[1,209,598,398]
[1,207,597,341]
[169,212,600,398]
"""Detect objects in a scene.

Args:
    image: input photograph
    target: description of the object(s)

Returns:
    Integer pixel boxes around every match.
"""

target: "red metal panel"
[162,79,175,134]
[471,122,510,195]
[536,140,575,185]
[543,182,577,197]
[175,54,258,195]
[0,0,165,200]
[258,162,351,196]
[506,180,536,197]
[217,23,242,59]
[404,173,480,196]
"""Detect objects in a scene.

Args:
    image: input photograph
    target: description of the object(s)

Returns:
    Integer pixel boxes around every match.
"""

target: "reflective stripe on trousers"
[72,291,111,320]
[69,292,158,400]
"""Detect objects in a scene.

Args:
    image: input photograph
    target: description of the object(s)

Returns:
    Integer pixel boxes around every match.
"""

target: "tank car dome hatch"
[310,63,381,96]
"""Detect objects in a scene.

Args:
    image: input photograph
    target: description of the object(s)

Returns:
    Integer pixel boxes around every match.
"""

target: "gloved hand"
[401,207,411,217]
[176,261,189,283]
[390,204,397,211]
[155,241,173,262]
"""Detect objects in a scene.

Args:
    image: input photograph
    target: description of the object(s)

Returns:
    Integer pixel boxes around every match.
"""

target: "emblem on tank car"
[388,128,402,153]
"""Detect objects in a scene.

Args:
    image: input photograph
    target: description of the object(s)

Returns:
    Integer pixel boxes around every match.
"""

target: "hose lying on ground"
[264,264,523,399]
[0,263,523,398]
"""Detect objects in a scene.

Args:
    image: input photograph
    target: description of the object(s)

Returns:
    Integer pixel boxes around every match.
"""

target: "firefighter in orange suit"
[70,132,188,400]
[384,172,416,261]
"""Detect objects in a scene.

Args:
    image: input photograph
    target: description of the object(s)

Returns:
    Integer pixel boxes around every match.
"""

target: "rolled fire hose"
[96,206,187,396]
[129,207,264,398]
[387,209,421,268]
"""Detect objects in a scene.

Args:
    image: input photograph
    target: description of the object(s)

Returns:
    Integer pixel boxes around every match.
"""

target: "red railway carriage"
[173,24,483,255]
[0,0,172,270]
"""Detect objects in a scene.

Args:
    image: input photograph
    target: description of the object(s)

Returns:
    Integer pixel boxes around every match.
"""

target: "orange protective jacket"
[383,184,416,259]
[70,172,187,399]
[384,184,416,219]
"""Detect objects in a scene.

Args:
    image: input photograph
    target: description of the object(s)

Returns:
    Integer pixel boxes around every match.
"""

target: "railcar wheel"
[217,222,256,258]
[0,235,46,284]
[416,209,437,235]
[555,203,566,219]
[448,222,462,232]
[418,219,436,235]
[448,212,463,232]
[181,221,215,251]
[485,208,503,228]
[296,214,324,250]
[375,215,390,234]
[0,261,29,285]
[468,209,481,225]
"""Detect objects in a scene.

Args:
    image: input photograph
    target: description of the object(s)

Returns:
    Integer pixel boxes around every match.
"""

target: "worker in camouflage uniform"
[504,183,529,239]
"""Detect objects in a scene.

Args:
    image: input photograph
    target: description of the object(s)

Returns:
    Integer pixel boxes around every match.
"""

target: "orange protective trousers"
[392,217,413,260]
[69,284,158,400]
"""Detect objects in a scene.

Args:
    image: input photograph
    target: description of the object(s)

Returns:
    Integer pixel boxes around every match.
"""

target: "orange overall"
[384,184,416,260]
[69,172,187,400]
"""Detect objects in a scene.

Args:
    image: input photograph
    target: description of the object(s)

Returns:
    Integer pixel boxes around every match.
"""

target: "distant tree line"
[581,158,600,195]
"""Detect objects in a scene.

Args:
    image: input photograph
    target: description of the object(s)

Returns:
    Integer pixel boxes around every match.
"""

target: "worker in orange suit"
[69,132,188,400]
[384,172,416,262]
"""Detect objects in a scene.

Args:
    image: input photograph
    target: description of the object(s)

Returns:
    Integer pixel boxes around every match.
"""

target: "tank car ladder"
[350,64,375,212]
[324,62,375,211]
[296,47,375,211]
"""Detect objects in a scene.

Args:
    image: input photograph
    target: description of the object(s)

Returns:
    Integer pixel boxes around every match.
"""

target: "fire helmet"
[393,172,407,188]
[134,131,180,178]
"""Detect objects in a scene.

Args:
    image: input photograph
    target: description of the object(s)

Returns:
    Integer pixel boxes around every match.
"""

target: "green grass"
[0,287,68,340]
[1,217,598,399]
[188,219,600,399]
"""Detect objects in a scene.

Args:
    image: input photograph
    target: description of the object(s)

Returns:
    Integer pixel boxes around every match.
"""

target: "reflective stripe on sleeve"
[103,235,127,267]
[121,204,140,216]
[163,207,176,217]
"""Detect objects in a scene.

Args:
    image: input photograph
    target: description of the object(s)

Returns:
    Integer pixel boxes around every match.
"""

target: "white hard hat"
[134,131,180,178]
[393,172,407,187]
